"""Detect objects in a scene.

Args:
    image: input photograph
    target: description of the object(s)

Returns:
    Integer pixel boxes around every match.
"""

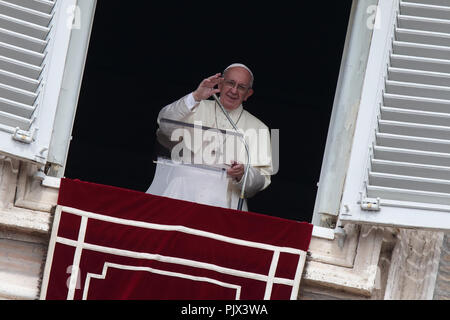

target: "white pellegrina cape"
[146,93,273,211]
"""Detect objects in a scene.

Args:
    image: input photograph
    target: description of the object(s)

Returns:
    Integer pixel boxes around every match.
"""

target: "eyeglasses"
[223,79,250,94]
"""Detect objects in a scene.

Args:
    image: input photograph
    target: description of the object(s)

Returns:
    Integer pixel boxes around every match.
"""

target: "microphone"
[212,93,250,211]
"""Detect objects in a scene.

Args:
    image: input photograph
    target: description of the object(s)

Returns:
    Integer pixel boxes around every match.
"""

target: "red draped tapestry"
[40,178,313,300]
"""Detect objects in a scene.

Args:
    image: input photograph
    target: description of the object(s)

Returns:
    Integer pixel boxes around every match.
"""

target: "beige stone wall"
[0,232,47,299]
[0,159,55,299]
[434,233,450,300]
[384,229,444,300]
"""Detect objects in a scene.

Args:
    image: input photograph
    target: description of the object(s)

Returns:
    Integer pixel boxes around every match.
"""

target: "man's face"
[218,67,254,110]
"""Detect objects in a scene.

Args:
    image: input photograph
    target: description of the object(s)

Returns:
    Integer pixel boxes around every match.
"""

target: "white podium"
[147,117,249,209]
[146,157,230,208]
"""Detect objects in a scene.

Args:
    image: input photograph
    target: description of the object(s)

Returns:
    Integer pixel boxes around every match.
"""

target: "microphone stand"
[212,93,250,211]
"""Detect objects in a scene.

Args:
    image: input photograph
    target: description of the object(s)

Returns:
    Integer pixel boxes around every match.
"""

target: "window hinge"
[359,193,381,211]
[12,127,36,144]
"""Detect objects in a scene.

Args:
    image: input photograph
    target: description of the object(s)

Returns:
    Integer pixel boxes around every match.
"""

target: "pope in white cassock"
[146,64,273,211]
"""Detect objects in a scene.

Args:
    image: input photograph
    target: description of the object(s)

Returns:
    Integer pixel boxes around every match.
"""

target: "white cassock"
[146,93,273,211]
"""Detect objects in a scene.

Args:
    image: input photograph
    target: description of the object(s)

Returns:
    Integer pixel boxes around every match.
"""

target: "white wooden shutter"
[340,0,450,230]
[0,0,75,164]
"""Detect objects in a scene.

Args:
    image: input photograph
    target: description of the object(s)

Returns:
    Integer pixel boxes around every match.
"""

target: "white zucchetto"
[223,63,254,87]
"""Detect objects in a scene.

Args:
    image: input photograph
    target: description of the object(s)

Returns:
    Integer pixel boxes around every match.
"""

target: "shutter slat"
[0,55,42,79]
[379,119,450,140]
[0,95,34,118]
[388,67,450,87]
[395,28,450,47]
[383,93,450,113]
[385,80,450,100]
[393,41,450,60]
[390,54,450,74]
[2,0,55,14]
[400,1,450,20]
[0,109,30,129]
[369,171,450,194]
[0,13,50,40]
[0,69,39,92]
[371,158,450,180]
[367,185,450,206]
[0,41,45,66]
[0,0,53,28]
[376,132,450,153]
[0,27,47,53]
[397,15,450,34]
[0,82,37,105]
[381,106,450,124]
[374,145,450,167]
[406,0,450,8]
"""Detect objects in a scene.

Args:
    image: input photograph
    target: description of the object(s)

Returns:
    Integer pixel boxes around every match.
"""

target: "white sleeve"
[157,92,200,136]
[184,92,200,110]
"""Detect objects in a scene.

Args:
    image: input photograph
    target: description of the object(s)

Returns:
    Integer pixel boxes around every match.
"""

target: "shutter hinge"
[12,127,36,144]
[359,193,381,211]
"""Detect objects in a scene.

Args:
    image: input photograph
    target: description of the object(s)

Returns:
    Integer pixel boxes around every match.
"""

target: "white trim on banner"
[83,262,242,300]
